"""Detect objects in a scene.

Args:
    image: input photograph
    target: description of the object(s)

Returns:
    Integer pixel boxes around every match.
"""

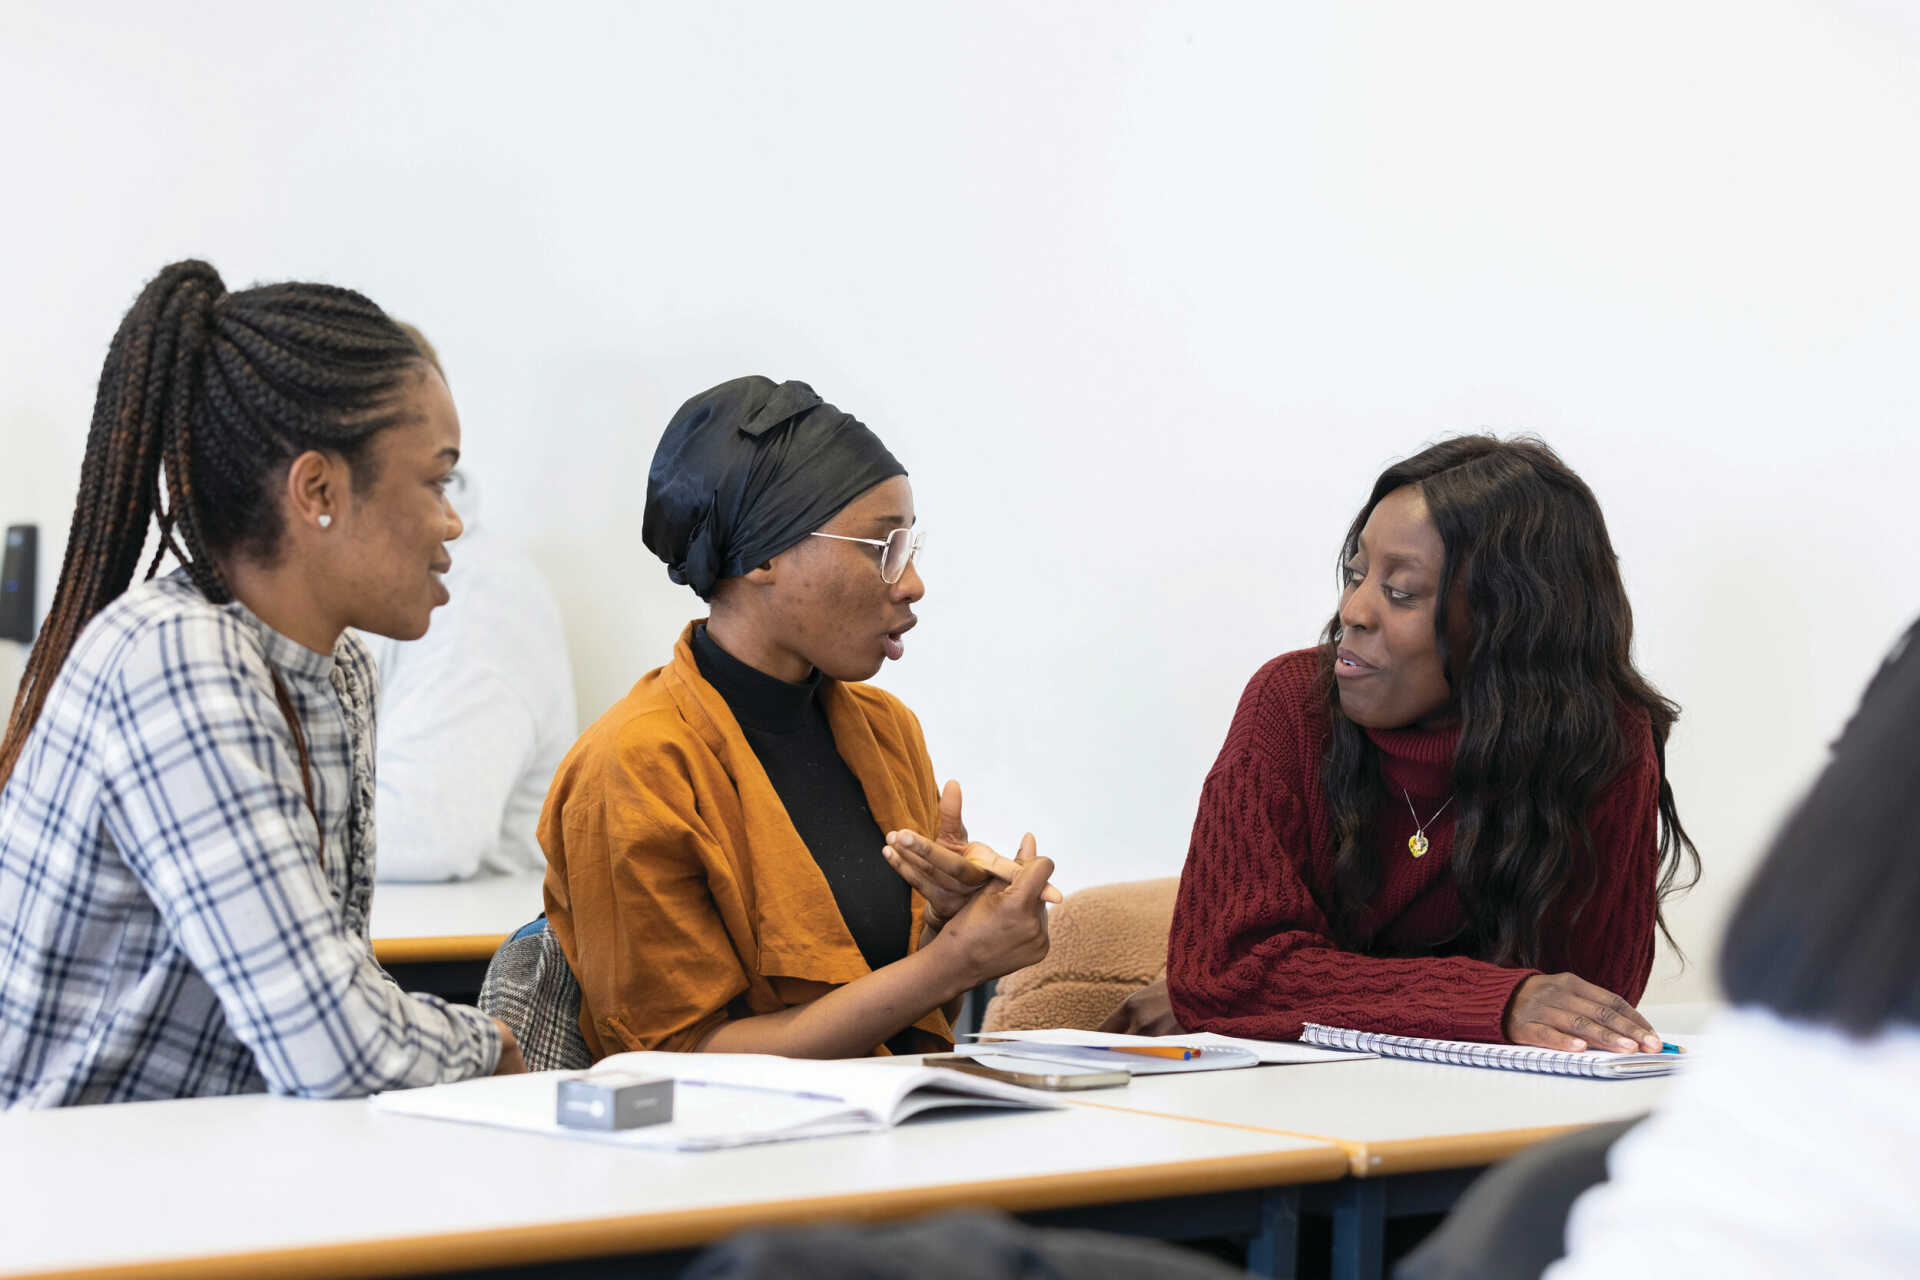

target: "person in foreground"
[541,376,1054,1060]
[1540,619,1920,1277]
[1108,435,1696,1050]
[0,261,523,1107]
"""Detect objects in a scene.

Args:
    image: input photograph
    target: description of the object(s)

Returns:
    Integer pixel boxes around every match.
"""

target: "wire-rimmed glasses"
[809,527,926,584]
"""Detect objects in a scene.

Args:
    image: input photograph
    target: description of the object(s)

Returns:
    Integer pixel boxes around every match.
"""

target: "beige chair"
[980,877,1177,1033]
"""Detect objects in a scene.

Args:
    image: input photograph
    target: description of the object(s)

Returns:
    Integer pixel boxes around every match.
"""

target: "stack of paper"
[967,1028,1375,1071]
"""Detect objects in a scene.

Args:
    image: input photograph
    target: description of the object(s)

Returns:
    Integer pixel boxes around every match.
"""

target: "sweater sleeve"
[1165,669,1533,1042]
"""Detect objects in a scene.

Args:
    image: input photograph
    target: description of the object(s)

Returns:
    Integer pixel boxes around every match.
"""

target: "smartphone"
[922,1053,1129,1091]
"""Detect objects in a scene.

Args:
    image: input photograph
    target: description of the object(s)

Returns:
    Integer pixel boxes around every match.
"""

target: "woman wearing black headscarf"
[540,377,1056,1060]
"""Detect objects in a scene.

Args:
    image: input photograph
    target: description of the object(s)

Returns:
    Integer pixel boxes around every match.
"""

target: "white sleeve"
[373,660,538,881]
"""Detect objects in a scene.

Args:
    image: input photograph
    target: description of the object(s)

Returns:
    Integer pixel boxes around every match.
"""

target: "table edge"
[4,1145,1350,1280]
[1346,1122,1602,1176]
[1073,1098,1624,1179]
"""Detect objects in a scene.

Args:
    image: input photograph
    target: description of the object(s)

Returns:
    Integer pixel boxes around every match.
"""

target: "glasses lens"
[880,528,921,583]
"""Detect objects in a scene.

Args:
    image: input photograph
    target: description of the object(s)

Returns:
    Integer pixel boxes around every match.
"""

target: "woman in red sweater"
[1110,436,1697,1051]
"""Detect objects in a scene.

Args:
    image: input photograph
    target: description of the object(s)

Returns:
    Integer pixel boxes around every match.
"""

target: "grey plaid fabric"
[0,574,501,1107]
[478,920,592,1072]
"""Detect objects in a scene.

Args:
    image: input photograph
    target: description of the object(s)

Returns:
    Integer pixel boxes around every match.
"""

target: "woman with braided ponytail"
[1107,436,1699,1052]
[0,261,524,1106]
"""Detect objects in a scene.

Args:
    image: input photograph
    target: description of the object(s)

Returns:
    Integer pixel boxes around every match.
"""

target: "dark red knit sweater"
[1166,649,1659,1043]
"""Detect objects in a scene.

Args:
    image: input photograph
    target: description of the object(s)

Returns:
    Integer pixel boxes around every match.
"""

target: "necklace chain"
[1401,788,1454,859]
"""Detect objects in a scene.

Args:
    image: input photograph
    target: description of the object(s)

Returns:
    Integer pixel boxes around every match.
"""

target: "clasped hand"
[882,780,999,926]
[882,780,1055,986]
[882,779,1061,926]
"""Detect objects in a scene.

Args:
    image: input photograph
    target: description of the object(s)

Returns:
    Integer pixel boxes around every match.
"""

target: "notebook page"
[952,1041,1258,1074]
[973,1027,1373,1066]
[370,1069,872,1149]
[593,1051,1063,1122]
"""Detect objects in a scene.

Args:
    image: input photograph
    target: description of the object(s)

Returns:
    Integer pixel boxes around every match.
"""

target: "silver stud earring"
[317,515,332,530]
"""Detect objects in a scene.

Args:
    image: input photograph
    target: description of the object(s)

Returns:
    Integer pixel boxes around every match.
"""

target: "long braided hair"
[0,260,428,790]
[1317,435,1700,967]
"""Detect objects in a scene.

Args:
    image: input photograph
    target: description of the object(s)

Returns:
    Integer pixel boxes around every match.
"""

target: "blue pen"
[1659,1041,1685,1055]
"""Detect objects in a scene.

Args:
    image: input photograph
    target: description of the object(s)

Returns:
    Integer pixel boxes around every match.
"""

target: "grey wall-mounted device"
[0,525,36,644]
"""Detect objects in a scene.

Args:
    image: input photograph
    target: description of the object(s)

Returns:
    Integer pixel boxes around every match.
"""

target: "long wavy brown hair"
[1318,435,1699,966]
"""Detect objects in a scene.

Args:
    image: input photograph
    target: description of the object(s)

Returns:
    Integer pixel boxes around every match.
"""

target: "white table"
[0,1088,1347,1280]
[367,871,546,1003]
[1115,1061,1666,1280]
[1100,1052,1672,1177]
[368,869,546,967]
[1050,1003,1711,1279]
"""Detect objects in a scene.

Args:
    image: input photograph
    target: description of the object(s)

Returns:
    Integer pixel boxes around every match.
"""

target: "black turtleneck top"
[691,624,911,974]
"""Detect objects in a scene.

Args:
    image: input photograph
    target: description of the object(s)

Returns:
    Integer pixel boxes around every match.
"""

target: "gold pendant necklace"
[1402,788,1454,858]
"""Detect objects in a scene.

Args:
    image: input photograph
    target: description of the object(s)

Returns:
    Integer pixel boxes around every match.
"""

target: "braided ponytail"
[0,260,425,789]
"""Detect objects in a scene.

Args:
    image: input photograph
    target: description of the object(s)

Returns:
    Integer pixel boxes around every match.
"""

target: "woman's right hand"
[931,835,1053,988]
[1504,972,1662,1053]
[492,1020,528,1075]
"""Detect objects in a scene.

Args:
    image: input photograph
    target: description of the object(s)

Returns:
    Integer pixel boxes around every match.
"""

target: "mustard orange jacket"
[539,622,949,1057]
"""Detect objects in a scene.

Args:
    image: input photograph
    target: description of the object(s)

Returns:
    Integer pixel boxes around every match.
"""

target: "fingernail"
[1568,1039,1586,1051]
[1615,1037,1636,1052]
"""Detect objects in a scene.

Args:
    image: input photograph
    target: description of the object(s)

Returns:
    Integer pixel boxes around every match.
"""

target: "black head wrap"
[643,376,906,599]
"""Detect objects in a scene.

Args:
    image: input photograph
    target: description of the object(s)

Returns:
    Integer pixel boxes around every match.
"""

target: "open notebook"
[371,1051,1062,1151]
[967,1028,1374,1072]
[1299,1023,1681,1079]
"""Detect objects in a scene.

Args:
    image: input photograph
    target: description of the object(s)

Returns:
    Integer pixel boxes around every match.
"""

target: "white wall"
[5,0,1918,1003]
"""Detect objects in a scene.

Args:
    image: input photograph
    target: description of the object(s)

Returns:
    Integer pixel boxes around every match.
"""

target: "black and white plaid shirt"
[0,574,500,1107]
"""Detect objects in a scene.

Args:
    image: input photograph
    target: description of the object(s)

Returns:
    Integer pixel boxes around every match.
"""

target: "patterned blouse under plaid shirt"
[0,573,501,1107]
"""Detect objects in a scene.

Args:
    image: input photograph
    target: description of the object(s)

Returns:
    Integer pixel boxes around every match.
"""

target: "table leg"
[1244,1187,1301,1279]
[1328,1180,1386,1280]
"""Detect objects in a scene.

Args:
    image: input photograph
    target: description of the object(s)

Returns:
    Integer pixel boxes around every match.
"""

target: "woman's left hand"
[1098,976,1183,1036]
[883,779,993,930]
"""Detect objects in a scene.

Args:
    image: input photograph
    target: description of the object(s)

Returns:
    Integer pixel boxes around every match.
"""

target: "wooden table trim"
[1069,1096,1342,1142]
[371,933,508,966]
[8,1146,1351,1280]
[1341,1122,1596,1176]
[1071,1099,1609,1177]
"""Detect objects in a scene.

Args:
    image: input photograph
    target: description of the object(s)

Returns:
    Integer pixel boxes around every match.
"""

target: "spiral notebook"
[1299,1023,1680,1079]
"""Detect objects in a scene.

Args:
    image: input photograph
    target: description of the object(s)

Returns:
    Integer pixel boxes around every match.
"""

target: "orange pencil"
[980,1039,1200,1060]
[1104,1045,1201,1061]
